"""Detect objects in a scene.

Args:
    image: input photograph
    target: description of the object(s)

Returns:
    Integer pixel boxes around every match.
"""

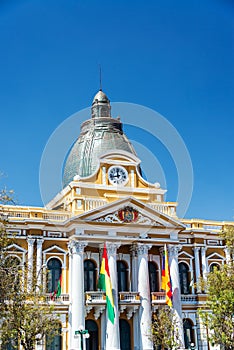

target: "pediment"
[43,245,67,254]
[73,197,184,230]
[7,244,27,253]
[207,252,224,261]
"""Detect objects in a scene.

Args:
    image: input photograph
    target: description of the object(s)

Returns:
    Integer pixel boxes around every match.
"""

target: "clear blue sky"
[0,0,233,221]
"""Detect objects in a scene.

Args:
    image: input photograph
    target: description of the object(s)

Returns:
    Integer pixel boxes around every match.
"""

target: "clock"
[108,166,128,185]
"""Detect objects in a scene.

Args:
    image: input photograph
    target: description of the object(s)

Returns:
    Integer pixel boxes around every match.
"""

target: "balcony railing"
[151,292,166,304]
[85,291,106,304]
[181,294,198,304]
[45,293,70,303]
[148,203,177,217]
[119,292,140,304]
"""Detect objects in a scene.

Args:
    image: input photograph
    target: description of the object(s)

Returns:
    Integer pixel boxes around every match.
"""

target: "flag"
[97,243,115,324]
[50,273,62,300]
[56,273,62,297]
[161,245,173,307]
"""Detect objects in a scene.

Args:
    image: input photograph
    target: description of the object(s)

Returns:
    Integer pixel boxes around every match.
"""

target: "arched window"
[148,261,159,293]
[120,319,131,350]
[4,256,21,287]
[86,320,98,350]
[183,319,195,349]
[117,260,128,292]
[209,263,220,272]
[84,260,97,292]
[47,258,62,293]
[46,324,62,350]
[179,262,190,294]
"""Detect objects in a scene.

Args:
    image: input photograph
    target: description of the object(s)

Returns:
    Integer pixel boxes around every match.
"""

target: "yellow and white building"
[1,90,233,350]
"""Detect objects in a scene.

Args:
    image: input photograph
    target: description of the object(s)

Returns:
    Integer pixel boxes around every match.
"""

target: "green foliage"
[0,189,60,350]
[151,307,182,349]
[199,226,234,350]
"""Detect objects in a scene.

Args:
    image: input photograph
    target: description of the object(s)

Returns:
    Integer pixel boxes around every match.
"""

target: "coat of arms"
[118,206,138,223]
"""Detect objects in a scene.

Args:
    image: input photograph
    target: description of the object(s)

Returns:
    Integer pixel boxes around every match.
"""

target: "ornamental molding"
[68,240,88,254]
[92,206,163,226]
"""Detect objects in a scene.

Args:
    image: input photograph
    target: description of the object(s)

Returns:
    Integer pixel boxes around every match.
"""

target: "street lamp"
[75,325,90,350]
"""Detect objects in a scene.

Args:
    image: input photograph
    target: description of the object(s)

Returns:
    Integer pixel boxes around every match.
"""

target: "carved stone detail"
[92,210,162,226]
[68,240,88,255]
[106,242,121,256]
[132,243,152,257]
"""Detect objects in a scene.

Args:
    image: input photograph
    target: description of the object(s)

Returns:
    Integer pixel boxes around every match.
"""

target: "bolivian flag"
[161,245,173,307]
[97,243,115,324]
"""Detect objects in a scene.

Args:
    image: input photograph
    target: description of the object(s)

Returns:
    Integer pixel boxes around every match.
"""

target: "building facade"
[1,90,233,350]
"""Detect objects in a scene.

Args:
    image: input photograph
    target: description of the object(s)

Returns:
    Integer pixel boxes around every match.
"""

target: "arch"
[47,258,62,293]
[84,259,97,292]
[85,319,98,350]
[183,318,195,349]
[209,262,220,272]
[179,262,190,294]
[46,323,62,350]
[120,319,131,350]
[148,261,159,293]
[117,260,129,292]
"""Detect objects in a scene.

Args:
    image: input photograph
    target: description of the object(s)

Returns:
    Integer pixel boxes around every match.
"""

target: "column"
[27,237,35,291]
[105,242,121,350]
[193,247,201,293]
[135,243,153,350]
[130,246,140,350]
[101,311,106,350]
[224,246,231,264]
[201,247,208,288]
[68,243,73,350]
[36,238,44,287]
[168,245,184,349]
[69,240,87,350]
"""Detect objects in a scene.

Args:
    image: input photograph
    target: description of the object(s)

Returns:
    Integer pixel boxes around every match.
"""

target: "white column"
[27,237,35,291]
[131,246,140,350]
[193,247,201,293]
[168,245,184,349]
[101,311,106,350]
[36,238,44,287]
[201,247,208,293]
[69,240,87,350]
[135,243,153,350]
[105,242,121,350]
[224,246,231,264]
[68,243,73,350]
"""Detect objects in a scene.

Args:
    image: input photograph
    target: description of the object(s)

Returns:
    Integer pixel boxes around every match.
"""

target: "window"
[120,319,131,350]
[209,263,220,272]
[117,260,128,292]
[86,320,98,350]
[46,324,62,350]
[84,260,97,292]
[47,258,62,293]
[183,319,195,349]
[179,262,190,294]
[148,261,159,293]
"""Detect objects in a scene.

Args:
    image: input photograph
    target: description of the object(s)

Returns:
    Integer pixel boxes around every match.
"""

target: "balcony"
[85,291,106,305]
[181,294,198,305]
[45,293,70,304]
[119,292,140,305]
[151,292,166,305]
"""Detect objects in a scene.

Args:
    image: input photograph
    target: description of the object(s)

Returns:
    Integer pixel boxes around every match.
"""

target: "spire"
[91,90,111,118]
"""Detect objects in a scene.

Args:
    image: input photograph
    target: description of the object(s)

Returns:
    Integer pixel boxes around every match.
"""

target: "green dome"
[63,90,137,187]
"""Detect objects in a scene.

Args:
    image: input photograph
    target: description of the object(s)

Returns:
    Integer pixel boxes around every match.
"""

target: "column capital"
[36,238,44,247]
[132,243,152,257]
[105,242,121,256]
[193,246,201,253]
[201,246,207,253]
[27,237,35,246]
[68,240,88,255]
[168,244,182,258]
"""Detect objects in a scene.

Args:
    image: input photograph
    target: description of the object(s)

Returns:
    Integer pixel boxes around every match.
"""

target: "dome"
[92,90,109,104]
[62,90,137,187]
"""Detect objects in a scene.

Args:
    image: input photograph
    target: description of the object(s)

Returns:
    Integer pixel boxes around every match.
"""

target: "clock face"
[108,166,128,185]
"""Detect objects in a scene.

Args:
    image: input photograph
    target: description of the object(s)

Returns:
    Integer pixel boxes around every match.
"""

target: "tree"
[0,188,60,350]
[198,226,234,350]
[151,307,182,349]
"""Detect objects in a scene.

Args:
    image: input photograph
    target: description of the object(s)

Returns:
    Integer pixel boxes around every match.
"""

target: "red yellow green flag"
[97,243,115,324]
[161,245,173,307]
